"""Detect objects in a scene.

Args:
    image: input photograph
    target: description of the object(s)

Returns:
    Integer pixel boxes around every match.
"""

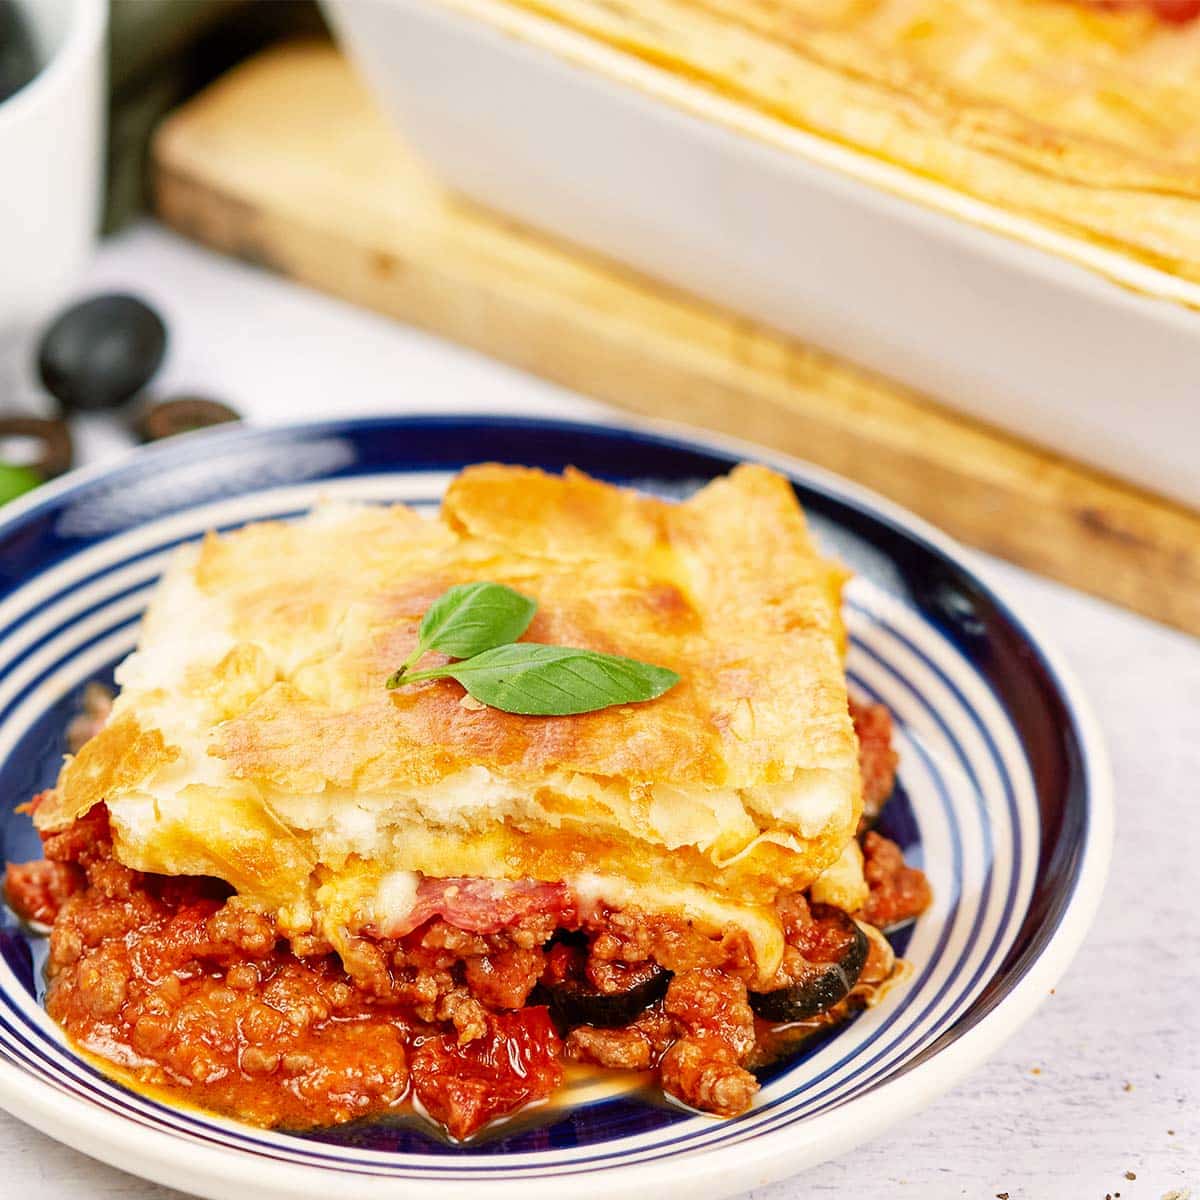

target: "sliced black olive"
[749,904,869,1022]
[0,1,38,104]
[0,417,73,479]
[137,396,241,443]
[545,964,670,1029]
[38,294,167,412]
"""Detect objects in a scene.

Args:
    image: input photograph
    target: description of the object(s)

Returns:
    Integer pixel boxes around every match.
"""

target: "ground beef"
[851,698,899,832]
[565,972,760,1116]
[4,858,82,925]
[585,956,663,995]
[463,946,545,1010]
[861,831,932,928]
[334,916,547,1018]
[435,987,490,1044]
[40,803,114,872]
[567,1024,654,1071]
[565,1008,674,1071]
[659,1036,759,1117]
[775,889,812,940]
[541,939,584,986]
[584,907,757,982]
[46,868,411,1128]
[664,969,756,1063]
[338,933,406,999]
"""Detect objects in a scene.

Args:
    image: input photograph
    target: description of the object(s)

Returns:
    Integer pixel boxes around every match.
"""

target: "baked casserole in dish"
[326,0,1200,506]
[510,0,1200,282]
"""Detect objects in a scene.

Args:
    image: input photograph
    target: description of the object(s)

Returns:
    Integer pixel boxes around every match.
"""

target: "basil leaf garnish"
[386,582,679,713]
[385,581,536,686]
[399,642,680,716]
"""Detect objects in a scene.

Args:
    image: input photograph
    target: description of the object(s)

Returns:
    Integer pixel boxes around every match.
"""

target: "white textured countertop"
[3,226,1197,1200]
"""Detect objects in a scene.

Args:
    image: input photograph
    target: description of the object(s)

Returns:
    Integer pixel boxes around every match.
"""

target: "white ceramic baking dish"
[0,0,106,330]
[323,0,1200,509]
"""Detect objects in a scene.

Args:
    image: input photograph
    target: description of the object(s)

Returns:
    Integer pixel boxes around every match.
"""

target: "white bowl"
[324,0,1200,510]
[0,0,107,331]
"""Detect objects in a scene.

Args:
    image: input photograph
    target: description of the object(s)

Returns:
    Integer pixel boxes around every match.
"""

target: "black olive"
[0,417,73,479]
[38,294,167,412]
[749,905,869,1022]
[0,1,38,104]
[137,396,241,443]
[545,965,671,1029]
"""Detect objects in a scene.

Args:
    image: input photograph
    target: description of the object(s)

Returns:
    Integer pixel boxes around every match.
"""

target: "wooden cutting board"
[152,40,1200,636]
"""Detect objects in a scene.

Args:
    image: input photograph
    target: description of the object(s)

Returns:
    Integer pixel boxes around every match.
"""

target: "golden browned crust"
[204,464,854,794]
[511,0,1200,285]
[37,714,178,830]
[35,464,863,951]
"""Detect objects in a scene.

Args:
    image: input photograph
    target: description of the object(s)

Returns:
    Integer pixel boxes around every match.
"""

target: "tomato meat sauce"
[4,807,561,1136]
[3,700,928,1141]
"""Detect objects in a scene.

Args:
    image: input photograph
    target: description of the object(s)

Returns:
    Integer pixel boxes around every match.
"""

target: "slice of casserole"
[34,463,865,991]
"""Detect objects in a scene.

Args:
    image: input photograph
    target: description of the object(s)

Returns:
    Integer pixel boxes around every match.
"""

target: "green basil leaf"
[407,643,680,715]
[0,463,41,507]
[418,581,537,657]
[386,582,537,686]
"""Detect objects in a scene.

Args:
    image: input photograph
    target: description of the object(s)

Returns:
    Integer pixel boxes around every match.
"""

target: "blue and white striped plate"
[0,416,1110,1200]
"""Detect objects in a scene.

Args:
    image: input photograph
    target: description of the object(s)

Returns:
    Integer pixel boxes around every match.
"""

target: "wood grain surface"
[152,41,1200,636]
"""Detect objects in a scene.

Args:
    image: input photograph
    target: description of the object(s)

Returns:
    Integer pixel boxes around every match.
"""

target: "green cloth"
[105,0,327,231]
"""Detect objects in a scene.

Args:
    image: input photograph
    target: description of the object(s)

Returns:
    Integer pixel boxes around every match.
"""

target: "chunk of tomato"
[410,1007,563,1140]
